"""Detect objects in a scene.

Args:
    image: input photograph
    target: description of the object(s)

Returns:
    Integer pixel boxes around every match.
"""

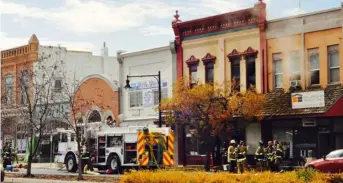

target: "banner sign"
[143,90,153,107]
[291,90,325,109]
[129,80,167,90]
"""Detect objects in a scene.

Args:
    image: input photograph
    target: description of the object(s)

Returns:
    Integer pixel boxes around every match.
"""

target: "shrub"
[296,168,317,182]
[120,169,343,183]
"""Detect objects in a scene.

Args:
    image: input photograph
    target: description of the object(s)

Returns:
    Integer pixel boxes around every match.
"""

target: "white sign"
[129,80,167,90]
[291,90,325,109]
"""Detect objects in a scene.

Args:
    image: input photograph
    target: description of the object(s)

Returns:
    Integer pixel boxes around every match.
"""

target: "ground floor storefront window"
[185,128,207,156]
[270,118,342,160]
[272,128,293,159]
[183,125,233,165]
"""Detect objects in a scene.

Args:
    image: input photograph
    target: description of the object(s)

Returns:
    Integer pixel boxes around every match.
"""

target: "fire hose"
[138,133,162,169]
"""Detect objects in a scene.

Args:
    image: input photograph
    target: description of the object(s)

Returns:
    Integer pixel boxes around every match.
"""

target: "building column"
[240,57,247,92]
[300,18,306,89]
[217,38,225,85]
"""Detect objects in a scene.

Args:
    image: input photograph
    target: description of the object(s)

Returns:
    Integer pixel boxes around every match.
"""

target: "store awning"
[322,95,343,117]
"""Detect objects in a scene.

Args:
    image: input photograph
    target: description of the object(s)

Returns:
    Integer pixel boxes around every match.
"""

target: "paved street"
[7,168,122,177]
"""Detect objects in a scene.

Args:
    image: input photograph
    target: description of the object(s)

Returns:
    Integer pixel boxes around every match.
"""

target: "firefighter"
[236,141,247,174]
[273,140,283,172]
[81,141,94,173]
[227,139,237,173]
[265,141,275,171]
[255,140,266,171]
[2,143,12,169]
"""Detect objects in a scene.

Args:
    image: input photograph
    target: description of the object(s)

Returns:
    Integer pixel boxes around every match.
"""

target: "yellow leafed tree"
[160,78,265,170]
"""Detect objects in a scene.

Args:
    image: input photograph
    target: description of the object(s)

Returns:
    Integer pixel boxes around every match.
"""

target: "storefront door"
[318,132,331,157]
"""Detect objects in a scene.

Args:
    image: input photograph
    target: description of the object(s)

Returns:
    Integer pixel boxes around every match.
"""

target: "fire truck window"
[71,134,75,142]
[107,136,122,147]
[61,133,68,142]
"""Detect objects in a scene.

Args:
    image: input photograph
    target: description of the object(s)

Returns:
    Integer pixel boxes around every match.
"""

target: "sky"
[1,0,342,56]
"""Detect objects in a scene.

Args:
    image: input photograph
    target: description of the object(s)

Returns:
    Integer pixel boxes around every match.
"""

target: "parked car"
[305,149,343,173]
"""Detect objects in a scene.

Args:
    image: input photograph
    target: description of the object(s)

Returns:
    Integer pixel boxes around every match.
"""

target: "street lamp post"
[124,71,162,127]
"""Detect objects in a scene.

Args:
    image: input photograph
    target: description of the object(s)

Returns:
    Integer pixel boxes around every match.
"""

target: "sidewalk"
[12,163,61,170]
[4,177,114,183]
[30,163,61,170]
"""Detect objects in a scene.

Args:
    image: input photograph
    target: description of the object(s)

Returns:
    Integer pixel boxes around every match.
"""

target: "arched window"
[77,118,83,124]
[88,110,101,123]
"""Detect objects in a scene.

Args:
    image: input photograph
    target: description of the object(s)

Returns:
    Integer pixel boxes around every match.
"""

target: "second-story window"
[54,78,62,91]
[19,70,30,104]
[273,53,283,89]
[4,75,14,104]
[289,50,301,81]
[205,62,214,84]
[153,88,168,105]
[129,91,143,108]
[190,64,198,88]
[328,45,340,84]
[308,48,320,85]
[186,55,200,88]
[202,53,216,84]
[231,58,240,90]
[246,56,256,89]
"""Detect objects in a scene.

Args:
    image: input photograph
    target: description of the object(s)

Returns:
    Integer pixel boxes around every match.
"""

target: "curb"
[4,177,114,183]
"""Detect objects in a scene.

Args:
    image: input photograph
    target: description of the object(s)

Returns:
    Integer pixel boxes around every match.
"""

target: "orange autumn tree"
[160,78,265,170]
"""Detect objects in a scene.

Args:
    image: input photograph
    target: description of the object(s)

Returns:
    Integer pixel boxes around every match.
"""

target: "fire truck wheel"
[66,155,77,172]
[107,155,122,174]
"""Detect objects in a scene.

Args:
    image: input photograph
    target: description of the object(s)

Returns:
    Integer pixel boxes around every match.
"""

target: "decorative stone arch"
[73,74,120,127]
[77,74,118,92]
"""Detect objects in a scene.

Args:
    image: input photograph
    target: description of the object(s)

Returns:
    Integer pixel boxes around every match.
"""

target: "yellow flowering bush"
[120,169,343,183]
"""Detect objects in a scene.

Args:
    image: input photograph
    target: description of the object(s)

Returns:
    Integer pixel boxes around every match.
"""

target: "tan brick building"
[1,34,39,147]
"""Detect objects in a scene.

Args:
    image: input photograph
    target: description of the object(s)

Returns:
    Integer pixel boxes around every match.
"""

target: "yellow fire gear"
[237,145,247,174]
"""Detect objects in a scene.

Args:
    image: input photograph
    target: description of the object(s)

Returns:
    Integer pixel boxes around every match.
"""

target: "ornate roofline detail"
[171,1,266,39]
[185,55,200,66]
[201,53,216,65]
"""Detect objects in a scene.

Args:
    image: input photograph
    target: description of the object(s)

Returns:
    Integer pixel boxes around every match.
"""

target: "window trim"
[308,48,320,86]
[273,53,283,89]
[189,64,198,88]
[289,50,301,81]
[245,56,256,89]
[4,74,14,104]
[230,57,241,90]
[129,90,143,108]
[204,62,214,84]
[186,55,200,88]
[328,45,340,84]
[19,70,30,104]
[153,87,168,105]
[54,78,63,91]
[202,53,216,84]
